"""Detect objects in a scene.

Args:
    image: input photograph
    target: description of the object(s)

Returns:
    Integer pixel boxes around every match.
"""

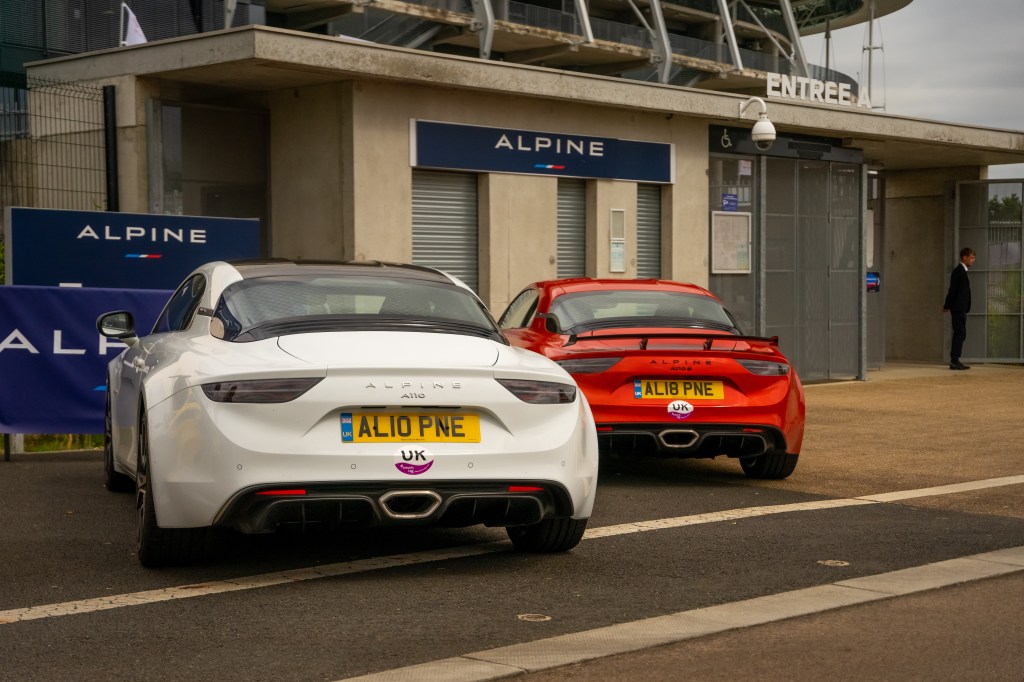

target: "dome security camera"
[738,97,776,151]
[751,113,776,151]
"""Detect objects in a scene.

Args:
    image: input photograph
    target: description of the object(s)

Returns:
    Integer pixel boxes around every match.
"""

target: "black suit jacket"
[943,263,971,313]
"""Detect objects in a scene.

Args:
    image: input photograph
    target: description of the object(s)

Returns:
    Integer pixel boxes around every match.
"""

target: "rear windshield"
[213,274,502,342]
[550,290,738,332]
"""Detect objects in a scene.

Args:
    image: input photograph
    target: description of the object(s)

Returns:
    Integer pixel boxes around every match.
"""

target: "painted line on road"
[339,545,1024,682]
[585,475,1024,538]
[1,474,1021,626]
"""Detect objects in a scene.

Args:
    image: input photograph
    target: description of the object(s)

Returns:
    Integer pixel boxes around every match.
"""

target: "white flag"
[122,3,148,46]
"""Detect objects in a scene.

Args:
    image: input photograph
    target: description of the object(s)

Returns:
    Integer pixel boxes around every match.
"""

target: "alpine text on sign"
[412,120,674,184]
[4,207,261,290]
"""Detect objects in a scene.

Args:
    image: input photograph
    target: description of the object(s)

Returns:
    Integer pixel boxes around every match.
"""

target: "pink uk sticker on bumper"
[394,447,435,475]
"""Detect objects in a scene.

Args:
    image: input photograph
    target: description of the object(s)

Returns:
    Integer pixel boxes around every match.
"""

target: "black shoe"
[949,363,970,370]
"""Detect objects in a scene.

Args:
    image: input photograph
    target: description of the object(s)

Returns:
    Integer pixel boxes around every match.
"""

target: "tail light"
[202,377,323,403]
[736,359,790,376]
[555,357,621,374]
[496,379,576,404]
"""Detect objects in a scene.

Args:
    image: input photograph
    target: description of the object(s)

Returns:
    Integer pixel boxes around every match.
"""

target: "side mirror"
[97,310,137,339]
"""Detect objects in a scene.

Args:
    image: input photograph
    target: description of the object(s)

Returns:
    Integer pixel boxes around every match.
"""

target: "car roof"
[530,278,717,298]
[226,259,456,284]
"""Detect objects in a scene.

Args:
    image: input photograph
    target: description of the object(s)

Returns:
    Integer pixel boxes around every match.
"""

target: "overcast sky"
[800,0,1024,178]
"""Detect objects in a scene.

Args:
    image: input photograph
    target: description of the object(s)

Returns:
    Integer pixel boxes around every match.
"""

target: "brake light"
[202,377,323,403]
[496,379,576,404]
[736,359,790,376]
[555,357,621,374]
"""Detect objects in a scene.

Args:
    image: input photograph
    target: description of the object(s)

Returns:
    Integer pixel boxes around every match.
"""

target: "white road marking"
[340,546,1024,682]
[0,475,1021,626]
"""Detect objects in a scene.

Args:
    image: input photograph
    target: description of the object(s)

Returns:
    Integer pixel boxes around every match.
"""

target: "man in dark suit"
[943,246,976,370]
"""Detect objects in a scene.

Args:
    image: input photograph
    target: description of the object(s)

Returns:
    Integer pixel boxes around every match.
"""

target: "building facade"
[3,2,1024,380]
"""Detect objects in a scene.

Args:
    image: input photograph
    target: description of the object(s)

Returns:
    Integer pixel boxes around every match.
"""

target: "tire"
[103,388,134,493]
[507,517,588,553]
[136,407,208,567]
[740,451,799,480]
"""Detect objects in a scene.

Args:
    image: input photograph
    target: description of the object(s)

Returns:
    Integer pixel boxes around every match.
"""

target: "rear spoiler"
[564,331,779,350]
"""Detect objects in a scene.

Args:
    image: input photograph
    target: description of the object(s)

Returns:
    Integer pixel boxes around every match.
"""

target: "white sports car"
[98,260,598,566]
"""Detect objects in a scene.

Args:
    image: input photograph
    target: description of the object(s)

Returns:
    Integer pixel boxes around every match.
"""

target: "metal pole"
[867,0,875,106]
[825,20,831,71]
[103,85,119,212]
[3,433,10,462]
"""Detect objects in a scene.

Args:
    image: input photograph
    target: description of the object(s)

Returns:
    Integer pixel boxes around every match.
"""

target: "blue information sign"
[722,193,738,211]
[412,120,674,183]
[4,207,261,290]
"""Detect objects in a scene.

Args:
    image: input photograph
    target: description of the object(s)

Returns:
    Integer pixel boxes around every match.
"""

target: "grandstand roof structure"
[264,0,912,96]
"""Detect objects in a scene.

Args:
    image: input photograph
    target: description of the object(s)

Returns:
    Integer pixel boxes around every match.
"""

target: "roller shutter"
[636,184,662,278]
[557,179,586,278]
[412,170,479,292]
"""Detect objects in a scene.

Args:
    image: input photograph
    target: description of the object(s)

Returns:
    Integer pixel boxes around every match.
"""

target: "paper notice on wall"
[711,211,752,274]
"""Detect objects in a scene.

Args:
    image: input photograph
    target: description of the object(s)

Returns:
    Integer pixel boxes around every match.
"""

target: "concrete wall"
[883,166,984,362]
[480,173,557,310]
[265,79,710,312]
[269,82,348,260]
[587,179,637,277]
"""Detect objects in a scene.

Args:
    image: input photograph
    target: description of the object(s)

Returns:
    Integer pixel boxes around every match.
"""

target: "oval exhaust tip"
[379,490,443,519]
[657,429,700,448]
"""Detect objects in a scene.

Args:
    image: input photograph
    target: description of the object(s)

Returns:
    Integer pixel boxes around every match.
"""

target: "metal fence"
[0,73,107,219]
[956,180,1024,363]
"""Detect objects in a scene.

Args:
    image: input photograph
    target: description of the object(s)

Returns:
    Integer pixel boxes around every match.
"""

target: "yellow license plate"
[634,379,724,400]
[340,412,480,443]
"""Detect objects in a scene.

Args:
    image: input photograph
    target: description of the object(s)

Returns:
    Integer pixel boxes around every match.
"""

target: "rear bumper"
[144,386,599,528]
[214,479,575,533]
[596,422,789,458]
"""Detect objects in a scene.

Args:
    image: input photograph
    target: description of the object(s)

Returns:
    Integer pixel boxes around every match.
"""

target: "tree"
[988,193,1023,224]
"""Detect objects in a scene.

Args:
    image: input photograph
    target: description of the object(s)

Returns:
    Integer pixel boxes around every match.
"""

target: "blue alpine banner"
[412,119,674,183]
[4,207,260,289]
[0,286,169,434]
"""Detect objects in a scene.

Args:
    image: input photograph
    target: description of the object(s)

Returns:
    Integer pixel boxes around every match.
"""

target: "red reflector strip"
[256,489,307,496]
[508,486,544,493]
[742,428,765,434]
[596,426,614,432]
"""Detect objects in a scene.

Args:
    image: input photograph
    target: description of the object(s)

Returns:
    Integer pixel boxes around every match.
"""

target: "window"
[152,275,206,334]
[550,290,736,330]
[213,274,498,341]
[499,289,539,329]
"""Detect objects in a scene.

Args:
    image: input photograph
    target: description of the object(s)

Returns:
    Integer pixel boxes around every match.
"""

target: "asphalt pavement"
[515,361,1024,681]
[1,362,1022,682]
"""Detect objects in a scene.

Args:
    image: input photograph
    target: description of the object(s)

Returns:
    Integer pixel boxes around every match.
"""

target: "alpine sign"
[4,207,261,289]
[1,207,262,434]
[412,119,674,183]
[0,286,168,433]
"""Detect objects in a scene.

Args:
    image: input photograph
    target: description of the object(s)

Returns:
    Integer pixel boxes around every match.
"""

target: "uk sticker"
[395,446,434,475]
[668,400,694,420]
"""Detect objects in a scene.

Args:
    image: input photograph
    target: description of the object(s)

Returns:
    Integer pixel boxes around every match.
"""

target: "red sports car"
[497,279,804,479]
